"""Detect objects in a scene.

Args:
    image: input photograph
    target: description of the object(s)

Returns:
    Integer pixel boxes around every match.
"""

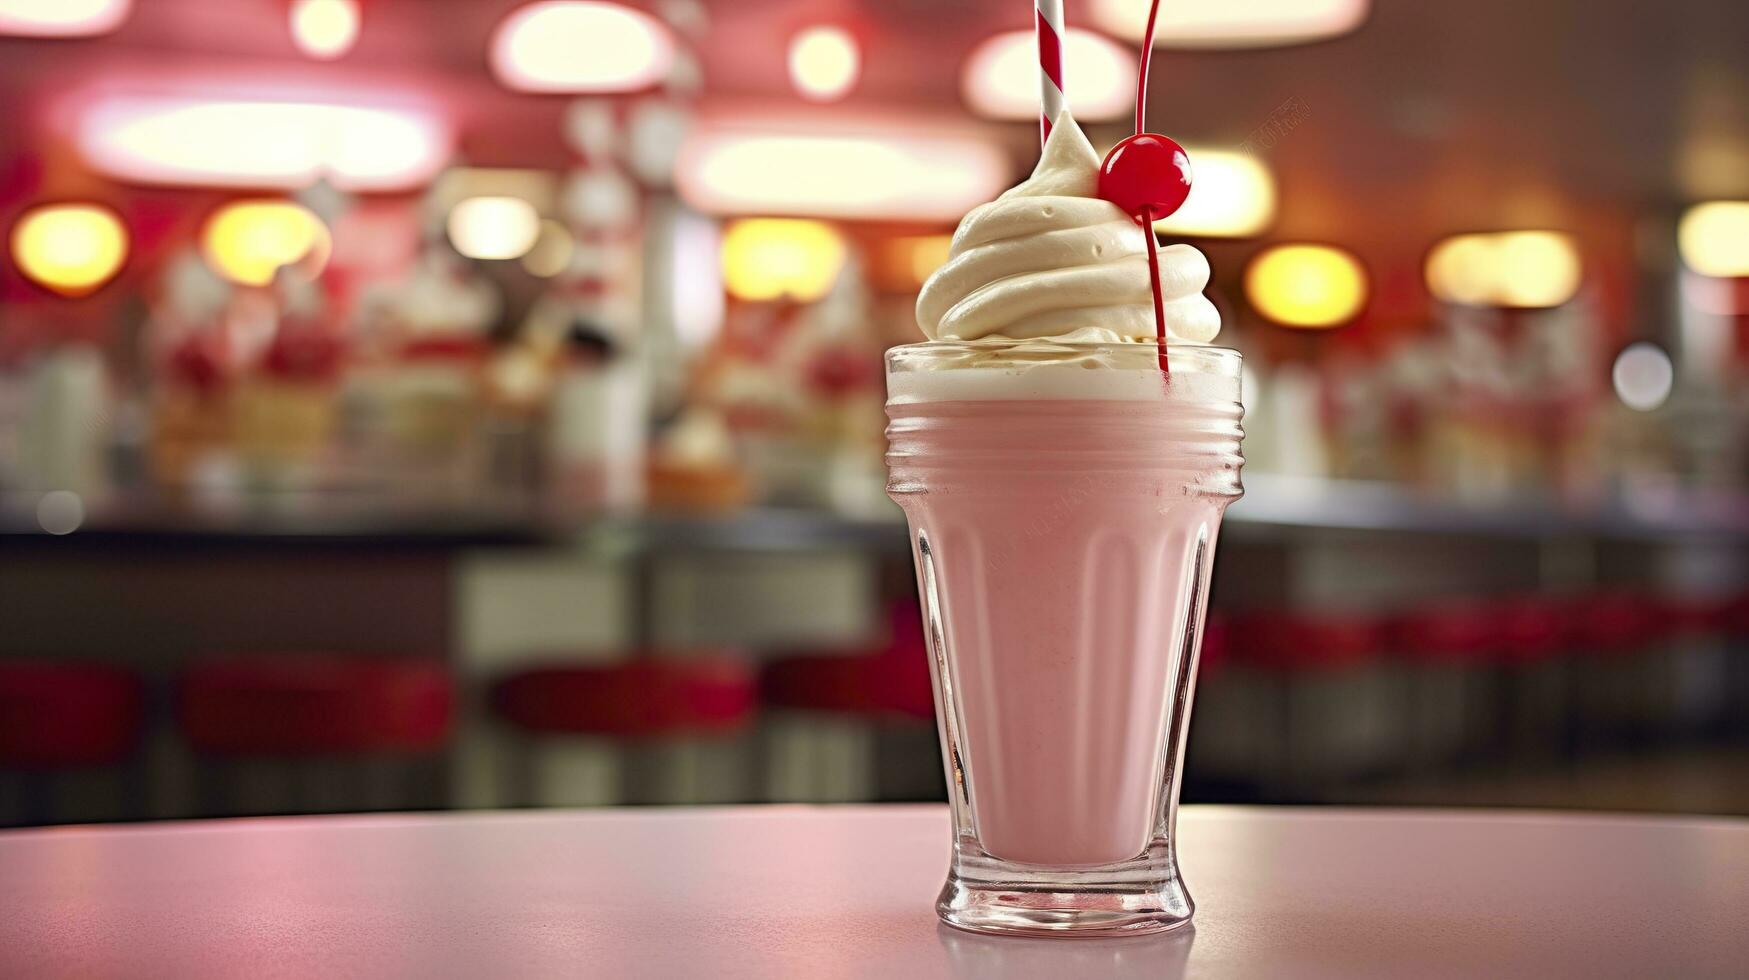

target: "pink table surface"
[1,805,1745,979]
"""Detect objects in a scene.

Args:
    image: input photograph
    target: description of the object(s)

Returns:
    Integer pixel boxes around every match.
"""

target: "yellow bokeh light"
[289,0,359,59]
[9,203,129,296]
[1153,146,1276,238]
[905,235,952,285]
[447,196,542,261]
[1424,233,1496,306]
[490,1,674,94]
[788,26,859,102]
[1245,244,1368,328]
[1678,201,1749,279]
[721,218,845,302]
[1493,231,1581,307]
[201,200,330,287]
[1425,230,1580,308]
[962,28,1134,121]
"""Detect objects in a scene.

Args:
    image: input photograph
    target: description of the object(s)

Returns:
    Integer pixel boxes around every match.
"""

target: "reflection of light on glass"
[289,0,359,59]
[10,203,129,297]
[1612,342,1674,412]
[491,1,674,93]
[36,490,85,535]
[1093,0,1368,48]
[521,219,575,277]
[1245,244,1368,328]
[447,197,541,261]
[721,219,845,302]
[1678,201,1749,279]
[1425,230,1580,308]
[678,121,1007,221]
[962,28,1134,121]
[1153,146,1275,238]
[0,0,129,36]
[788,26,859,102]
[79,98,448,191]
[202,201,330,287]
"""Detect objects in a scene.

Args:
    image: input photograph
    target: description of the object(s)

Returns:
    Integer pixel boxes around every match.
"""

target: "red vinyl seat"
[761,602,935,721]
[761,651,935,721]
[1230,610,1388,671]
[0,662,144,769]
[180,657,453,757]
[494,656,756,738]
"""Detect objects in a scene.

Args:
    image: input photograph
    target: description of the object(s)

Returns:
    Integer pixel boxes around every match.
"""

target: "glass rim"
[885,340,1243,376]
[887,340,1241,355]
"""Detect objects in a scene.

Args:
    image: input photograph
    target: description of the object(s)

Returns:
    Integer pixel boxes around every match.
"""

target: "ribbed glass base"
[937,845,1194,938]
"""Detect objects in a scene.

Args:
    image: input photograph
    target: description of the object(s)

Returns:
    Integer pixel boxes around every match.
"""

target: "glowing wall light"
[962,28,1135,122]
[678,118,1008,222]
[491,1,674,93]
[1245,243,1368,328]
[1678,201,1749,279]
[1092,0,1369,48]
[78,97,449,192]
[447,196,542,261]
[721,219,845,302]
[788,26,860,102]
[202,201,330,287]
[1425,231,1581,308]
[1612,342,1674,412]
[0,0,130,37]
[289,0,360,60]
[9,203,129,297]
[1153,146,1275,238]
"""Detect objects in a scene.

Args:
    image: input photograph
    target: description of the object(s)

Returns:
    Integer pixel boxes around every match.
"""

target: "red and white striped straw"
[1035,0,1066,145]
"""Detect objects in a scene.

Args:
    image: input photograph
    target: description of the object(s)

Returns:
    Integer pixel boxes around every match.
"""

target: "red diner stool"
[492,655,756,807]
[760,603,937,803]
[1566,593,1663,750]
[1206,611,1397,799]
[1487,597,1577,765]
[0,662,144,827]
[1391,602,1502,771]
[179,657,453,816]
[1184,614,1240,797]
[1654,595,1734,739]
[1726,592,1749,737]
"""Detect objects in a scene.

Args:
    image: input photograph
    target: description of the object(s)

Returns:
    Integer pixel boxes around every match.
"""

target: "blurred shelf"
[3,476,1748,551]
[1232,474,1749,541]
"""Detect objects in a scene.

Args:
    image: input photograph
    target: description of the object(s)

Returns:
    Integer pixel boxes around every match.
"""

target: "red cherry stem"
[1137,0,1170,377]
[1135,0,1163,136]
[1140,204,1170,376]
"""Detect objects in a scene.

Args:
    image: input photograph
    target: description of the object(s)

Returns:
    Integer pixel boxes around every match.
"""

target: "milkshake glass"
[887,341,1242,936]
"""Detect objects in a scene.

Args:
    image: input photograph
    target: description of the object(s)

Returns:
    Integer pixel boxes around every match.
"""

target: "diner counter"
[1,805,1745,978]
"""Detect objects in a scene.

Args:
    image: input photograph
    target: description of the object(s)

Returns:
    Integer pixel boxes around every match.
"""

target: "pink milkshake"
[892,112,1241,936]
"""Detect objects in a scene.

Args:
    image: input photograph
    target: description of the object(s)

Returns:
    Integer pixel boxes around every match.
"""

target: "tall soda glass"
[885,341,1243,936]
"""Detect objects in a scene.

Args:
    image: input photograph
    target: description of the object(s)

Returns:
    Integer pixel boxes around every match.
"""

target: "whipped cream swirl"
[915,112,1220,346]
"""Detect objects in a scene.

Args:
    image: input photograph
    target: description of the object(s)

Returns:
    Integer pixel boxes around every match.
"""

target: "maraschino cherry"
[1094,0,1189,375]
[1098,133,1192,221]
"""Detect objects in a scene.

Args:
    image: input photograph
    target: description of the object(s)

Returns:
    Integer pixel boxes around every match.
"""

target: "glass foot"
[937,847,1194,938]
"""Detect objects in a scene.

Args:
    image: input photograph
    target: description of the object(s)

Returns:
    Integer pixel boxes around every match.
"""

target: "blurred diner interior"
[2,0,1748,828]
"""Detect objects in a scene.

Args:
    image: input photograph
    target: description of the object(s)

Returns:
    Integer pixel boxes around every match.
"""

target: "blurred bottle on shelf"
[545,320,646,514]
[17,344,112,502]
[348,248,500,507]
[232,273,346,495]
